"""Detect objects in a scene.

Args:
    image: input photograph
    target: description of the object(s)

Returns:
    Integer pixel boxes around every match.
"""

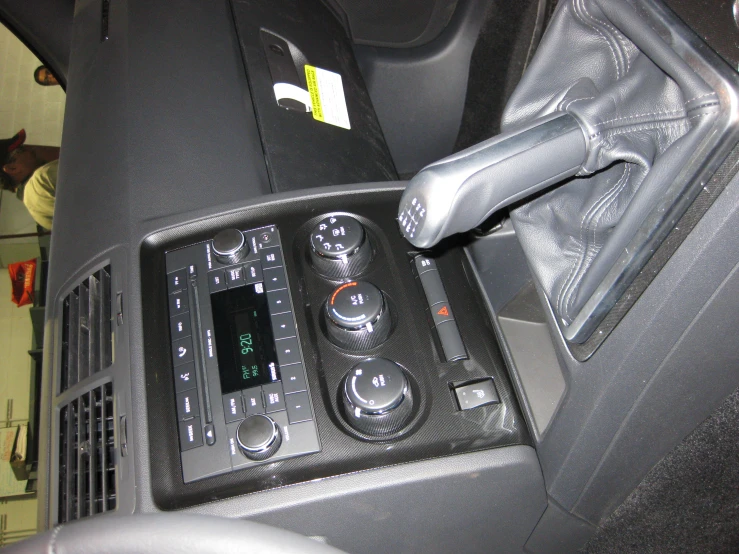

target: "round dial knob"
[324,281,391,350]
[236,414,282,461]
[212,228,249,265]
[309,215,371,278]
[342,358,413,436]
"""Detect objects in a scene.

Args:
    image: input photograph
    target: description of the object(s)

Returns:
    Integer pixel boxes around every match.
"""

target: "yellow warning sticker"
[304,65,351,129]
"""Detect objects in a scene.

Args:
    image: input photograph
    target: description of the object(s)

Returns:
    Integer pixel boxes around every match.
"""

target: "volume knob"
[236,414,282,461]
[212,228,249,265]
[310,215,371,278]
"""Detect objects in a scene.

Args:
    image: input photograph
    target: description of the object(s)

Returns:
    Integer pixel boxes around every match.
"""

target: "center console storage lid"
[232,0,397,192]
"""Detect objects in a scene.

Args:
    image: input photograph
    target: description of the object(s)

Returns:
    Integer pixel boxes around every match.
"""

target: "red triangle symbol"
[437,306,449,316]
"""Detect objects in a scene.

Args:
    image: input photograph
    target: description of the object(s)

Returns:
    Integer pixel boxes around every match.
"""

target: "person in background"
[0,129,60,229]
[33,65,59,87]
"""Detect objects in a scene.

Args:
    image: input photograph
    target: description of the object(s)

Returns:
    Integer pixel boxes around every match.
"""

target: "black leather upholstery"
[5,514,346,554]
[502,0,719,327]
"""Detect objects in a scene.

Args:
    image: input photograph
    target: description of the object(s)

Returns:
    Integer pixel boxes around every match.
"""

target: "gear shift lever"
[397,112,588,248]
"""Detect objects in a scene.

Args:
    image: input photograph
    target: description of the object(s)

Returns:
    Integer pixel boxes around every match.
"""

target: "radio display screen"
[211,284,279,394]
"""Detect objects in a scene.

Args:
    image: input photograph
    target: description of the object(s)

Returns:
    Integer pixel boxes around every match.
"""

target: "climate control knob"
[342,358,413,436]
[324,280,391,350]
[309,215,371,278]
[212,228,249,265]
[236,414,282,461]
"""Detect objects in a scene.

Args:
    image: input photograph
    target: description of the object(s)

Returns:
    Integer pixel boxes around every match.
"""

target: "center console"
[142,186,530,509]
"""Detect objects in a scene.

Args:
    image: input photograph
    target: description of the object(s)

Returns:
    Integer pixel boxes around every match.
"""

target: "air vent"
[58,382,116,523]
[60,266,113,393]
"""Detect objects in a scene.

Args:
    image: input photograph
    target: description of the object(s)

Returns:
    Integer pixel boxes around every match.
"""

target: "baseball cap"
[0,129,27,165]
[0,129,27,190]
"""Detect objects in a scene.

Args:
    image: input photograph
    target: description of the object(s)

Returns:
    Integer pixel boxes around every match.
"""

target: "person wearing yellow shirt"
[0,129,60,230]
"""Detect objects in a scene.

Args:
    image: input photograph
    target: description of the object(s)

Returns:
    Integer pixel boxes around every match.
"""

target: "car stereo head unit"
[165,225,320,483]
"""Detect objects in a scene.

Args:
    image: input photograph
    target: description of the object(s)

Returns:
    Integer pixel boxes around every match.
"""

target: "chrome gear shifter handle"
[397,112,588,248]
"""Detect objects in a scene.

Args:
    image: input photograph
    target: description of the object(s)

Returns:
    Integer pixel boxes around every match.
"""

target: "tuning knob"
[236,414,282,461]
[212,228,249,265]
[309,215,371,278]
[342,358,413,436]
[324,281,391,350]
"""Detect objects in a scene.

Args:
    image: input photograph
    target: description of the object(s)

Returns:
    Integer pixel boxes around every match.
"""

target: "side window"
[0,23,65,545]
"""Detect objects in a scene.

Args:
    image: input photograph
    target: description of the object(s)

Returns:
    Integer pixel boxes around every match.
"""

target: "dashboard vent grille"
[60,266,113,393]
[58,382,116,523]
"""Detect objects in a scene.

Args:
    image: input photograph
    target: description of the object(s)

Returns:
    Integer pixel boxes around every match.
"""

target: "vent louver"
[58,382,116,523]
[60,266,113,393]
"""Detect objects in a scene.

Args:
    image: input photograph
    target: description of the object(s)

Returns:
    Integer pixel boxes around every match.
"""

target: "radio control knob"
[324,280,391,350]
[310,215,371,278]
[212,228,249,265]
[342,358,413,436]
[236,414,282,461]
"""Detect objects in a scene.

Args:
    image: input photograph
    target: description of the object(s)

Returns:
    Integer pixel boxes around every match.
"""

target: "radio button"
[179,418,203,451]
[275,337,301,367]
[263,267,287,292]
[280,363,307,394]
[167,269,187,294]
[172,337,194,366]
[208,270,227,293]
[261,248,283,269]
[243,387,266,415]
[243,261,263,285]
[170,312,192,340]
[262,382,286,413]
[222,392,244,423]
[168,291,189,316]
[176,390,200,421]
[267,289,291,315]
[286,391,312,424]
[174,362,196,393]
[271,312,296,340]
[226,266,246,288]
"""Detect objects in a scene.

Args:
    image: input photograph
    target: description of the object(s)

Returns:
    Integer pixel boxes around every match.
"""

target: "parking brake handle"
[397,112,588,248]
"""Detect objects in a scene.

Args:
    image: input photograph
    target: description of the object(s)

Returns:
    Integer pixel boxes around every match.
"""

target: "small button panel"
[179,418,203,451]
[176,390,200,421]
[168,291,189,316]
[226,266,245,288]
[171,337,194,366]
[286,391,312,424]
[167,269,187,294]
[243,387,266,415]
[454,378,499,410]
[222,392,244,423]
[413,255,467,362]
[169,313,192,341]
[173,362,196,393]
[208,270,227,293]
[166,225,320,483]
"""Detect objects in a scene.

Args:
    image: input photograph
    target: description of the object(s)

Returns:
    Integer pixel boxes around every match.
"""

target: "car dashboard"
[23,0,739,552]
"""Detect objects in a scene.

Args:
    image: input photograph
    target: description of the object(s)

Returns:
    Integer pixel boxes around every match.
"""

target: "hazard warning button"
[431,302,454,326]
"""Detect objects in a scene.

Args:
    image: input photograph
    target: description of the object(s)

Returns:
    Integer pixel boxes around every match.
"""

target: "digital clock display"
[231,310,263,385]
[211,283,279,394]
